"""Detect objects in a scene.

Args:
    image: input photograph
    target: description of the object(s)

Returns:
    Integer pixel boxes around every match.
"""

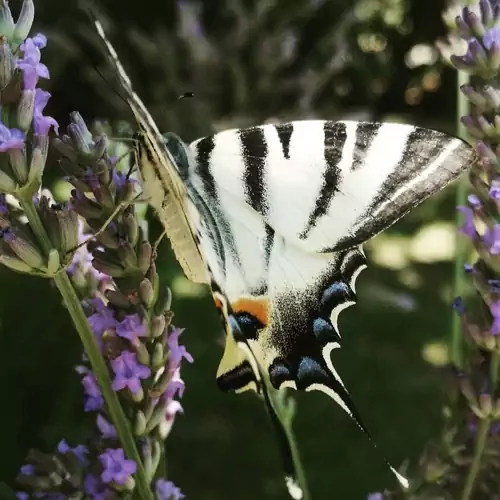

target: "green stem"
[452,70,470,369]
[460,417,490,500]
[460,351,500,500]
[264,379,311,500]
[22,200,154,500]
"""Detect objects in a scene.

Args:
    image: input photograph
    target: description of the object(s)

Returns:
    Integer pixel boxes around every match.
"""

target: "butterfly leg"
[66,194,151,254]
[152,229,166,258]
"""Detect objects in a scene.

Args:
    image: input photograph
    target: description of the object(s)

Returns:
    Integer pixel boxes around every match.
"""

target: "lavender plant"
[366,1,500,499]
[0,1,191,498]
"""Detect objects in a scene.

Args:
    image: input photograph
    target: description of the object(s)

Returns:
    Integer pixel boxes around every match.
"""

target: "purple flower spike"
[84,473,111,500]
[0,194,8,215]
[116,313,147,342]
[167,328,194,369]
[0,123,25,152]
[468,193,482,206]
[17,37,50,90]
[484,26,500,50]
[33,89,59,135]
[99,448,137,485]
[367,494,383,500]
[82,373,104,411]
[483,224,500,254]
[155,479,185,500]
[88,299,118,337]
[20,464,35,476]
[111,351,151,395]
[96,414,117,439]
[32,33,47,49]
[457,206,476,238]
[490,301,500,334]
[16,493,29,500]
[57,440,88,465]
[490,179,500,200]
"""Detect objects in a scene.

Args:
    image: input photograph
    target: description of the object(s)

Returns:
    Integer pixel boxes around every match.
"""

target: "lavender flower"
[99,448,137,485]
[156,479,185,500]
[111,350,151,395]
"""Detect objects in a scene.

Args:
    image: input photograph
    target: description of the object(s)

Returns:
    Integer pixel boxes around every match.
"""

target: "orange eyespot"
[232,297,270,326]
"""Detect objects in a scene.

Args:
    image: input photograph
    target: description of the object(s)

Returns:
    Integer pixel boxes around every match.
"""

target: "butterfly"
[94,19,475,499]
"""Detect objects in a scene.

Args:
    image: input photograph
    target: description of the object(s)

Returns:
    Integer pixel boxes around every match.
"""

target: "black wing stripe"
[194,137,243,274]
[239,127,269,216]
[351,122,383,171]
[299,121,347,239]
[274,123,294,160]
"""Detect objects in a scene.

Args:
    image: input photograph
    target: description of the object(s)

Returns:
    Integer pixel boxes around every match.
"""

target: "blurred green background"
[0,0,473,498]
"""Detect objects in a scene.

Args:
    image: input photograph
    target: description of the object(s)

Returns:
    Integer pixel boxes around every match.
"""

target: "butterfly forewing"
[94,20,208,284]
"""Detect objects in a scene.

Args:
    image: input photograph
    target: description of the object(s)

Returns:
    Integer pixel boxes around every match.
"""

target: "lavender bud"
[150,368,170,398]
[470,37,489,66]
[0,166,17,192]
[468,12,486,38]
[151,342,164,369]
[450,53,476,71]
[0,238,34,272]
[12,0,34,45]
[93,136,108,161]
[43,204,79,256]
[143,440,153,481]
[118,240,138,269]
[53,138,78,164]
[461,84,487,108]
[139,278,154,308]
[476,140,498,163]
[8,148,28,184]
[105,289,131,308]
[135,341,150,366]
[0,39,14,89]
[71,192,103,219]
[151,315,166,338]
[155,286,172,316]
[124,212,139,246]
[481,0,494,26]
[137,240,152,274]
[145,399,169,434]
[479,392,493,417]
[150,439,162,472]
[477,114,495,136]
[461,115,484,139]
[67,113,92,154]
[488,41,500,71]
[131,387,144,403]
[134,410,147,436]
[0,1,14,39]
[16,89,35,131]
[456,15,472,39]
[92,252,127,277]
[484,83,500,108]
[4,226,46,270]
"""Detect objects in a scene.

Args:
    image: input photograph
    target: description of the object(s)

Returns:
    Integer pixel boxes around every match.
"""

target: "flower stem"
[452,69,470,369]
[460,417,490,500]
[263,377,311,500]
[21,200,154,500]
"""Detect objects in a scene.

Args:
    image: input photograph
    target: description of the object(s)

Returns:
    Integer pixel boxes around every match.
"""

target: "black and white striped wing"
[187,119,474,473]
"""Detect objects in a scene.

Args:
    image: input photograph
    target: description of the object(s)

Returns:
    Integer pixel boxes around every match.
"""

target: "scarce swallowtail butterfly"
[94,19,475,499]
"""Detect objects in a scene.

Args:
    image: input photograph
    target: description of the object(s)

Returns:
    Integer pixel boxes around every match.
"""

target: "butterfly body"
[94,18,475,498]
